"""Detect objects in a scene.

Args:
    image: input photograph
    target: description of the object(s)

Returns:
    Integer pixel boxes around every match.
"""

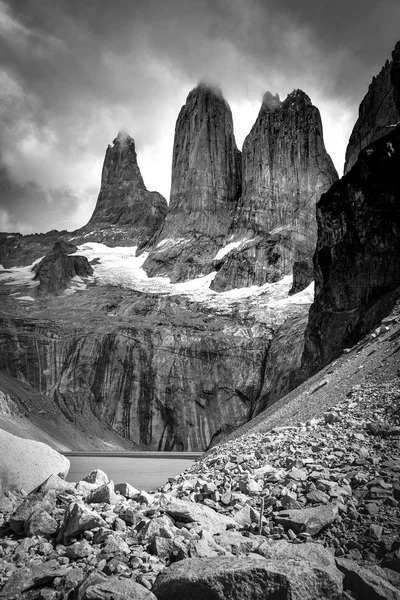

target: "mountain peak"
[262,91,281,110]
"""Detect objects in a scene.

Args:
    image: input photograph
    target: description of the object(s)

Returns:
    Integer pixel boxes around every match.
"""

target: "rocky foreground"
[0,374,399,599]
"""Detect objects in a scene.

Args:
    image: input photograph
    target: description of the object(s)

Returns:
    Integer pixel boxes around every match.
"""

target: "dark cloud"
[0,0,399,233]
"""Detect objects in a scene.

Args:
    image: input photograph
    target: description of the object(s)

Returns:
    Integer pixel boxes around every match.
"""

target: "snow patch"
[214,240,247,260]
[16,296,35,302]
[0,258,43,288]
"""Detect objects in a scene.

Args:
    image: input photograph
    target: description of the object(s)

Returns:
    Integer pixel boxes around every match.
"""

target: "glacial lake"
[64,452,202,492]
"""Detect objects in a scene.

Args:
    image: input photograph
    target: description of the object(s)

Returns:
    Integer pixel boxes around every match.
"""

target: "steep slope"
[301,124,400,378]
[142,84,242,282]
[85,132,167,245]
[210,90,338,292]
[0,251,311,451]
[344,59,399,174]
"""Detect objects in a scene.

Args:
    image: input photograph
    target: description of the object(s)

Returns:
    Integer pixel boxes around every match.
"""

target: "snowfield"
[0,242,314,311]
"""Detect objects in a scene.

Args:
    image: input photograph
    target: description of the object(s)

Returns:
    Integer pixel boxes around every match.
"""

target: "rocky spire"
[210,89,338,292]
[344,60,400,174]
[142,84,242,282]
[391,41,400,112]
[88,132,167,246]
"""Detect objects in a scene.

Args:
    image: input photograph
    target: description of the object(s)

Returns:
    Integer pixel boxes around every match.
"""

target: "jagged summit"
[261,91,281,110]
[344,57,400,174]
[211,88,338,292]
[86,132,167,245]
[141,83,241,282]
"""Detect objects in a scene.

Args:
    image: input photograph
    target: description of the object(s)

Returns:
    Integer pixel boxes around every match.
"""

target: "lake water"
[64,452,201,492]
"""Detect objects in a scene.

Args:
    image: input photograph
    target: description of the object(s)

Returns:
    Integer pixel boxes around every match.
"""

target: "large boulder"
[152,555,343,600]
[0,428,70,494]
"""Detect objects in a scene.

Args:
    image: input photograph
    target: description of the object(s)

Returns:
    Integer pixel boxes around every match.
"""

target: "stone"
[306,489,330,504]
[86,132,167,246]
[114,482,140,499]
[274,503,339,536]
[336,558,400,600]
[142,83,241,282]
[152,556,343,600]
[82,470,109,486]
[66,540,93,560]
[10,492,56,534]
[0,429,70,494]
[86,481,118,505]
[162,496,235,534]
[0,559,69,598]
[141,515,176,543]
[233,504,263,529]
[24,508,58,537]
[33,241,93,296]
[74,571,157,600]
[60,502,106,542]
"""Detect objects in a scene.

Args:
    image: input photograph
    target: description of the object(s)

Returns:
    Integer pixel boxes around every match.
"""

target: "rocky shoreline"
[1,373,399,599]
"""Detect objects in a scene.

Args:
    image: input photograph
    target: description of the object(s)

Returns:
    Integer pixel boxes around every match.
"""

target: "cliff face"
[344,60,399,174]
[0,287,309,451]
[142,84,242,282]
[392,41,400,111]
[302,124,400,377]
[87,132,167,245]
[210,90,338,292]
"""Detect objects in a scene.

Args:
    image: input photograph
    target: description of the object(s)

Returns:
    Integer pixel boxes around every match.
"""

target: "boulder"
[274,503,338,535]
[336,558,400,600]
[0,429,70,494]
[152,556,343,600]
[0,559,69,598]
[161,495,236,534]
[59,502,106,542]
[73,571,157,600]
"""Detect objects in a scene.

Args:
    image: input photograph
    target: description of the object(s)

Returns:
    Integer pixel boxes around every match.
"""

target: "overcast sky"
[0,0,399,234]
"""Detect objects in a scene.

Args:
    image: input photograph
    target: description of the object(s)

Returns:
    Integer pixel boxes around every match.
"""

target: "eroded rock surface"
[211,90,337,292]
[86,132,167,246]
[33,241,93,296]
[302,124,400,377]
[142,84,242,282]
[344,59,400,174]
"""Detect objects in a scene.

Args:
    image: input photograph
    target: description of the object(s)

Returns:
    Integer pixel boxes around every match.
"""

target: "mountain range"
[0,42,400,456]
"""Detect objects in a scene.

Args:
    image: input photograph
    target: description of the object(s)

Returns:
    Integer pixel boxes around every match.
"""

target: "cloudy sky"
[0,0,399,234]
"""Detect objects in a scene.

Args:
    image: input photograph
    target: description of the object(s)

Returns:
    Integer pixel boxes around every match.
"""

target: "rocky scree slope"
[1,322,400,599]
[211,90,338,293]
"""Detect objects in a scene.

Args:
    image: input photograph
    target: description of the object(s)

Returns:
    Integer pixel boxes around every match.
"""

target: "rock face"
[210,90,338,292]
[302,124,400,377]
[344,59,400,174]
[142,84,242,282]
[87,132,167,245]
[33,241,93,295]
[0,428,70,493]
[152,556,343,600]
[392,42,400,112]
[0,283,309,451]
